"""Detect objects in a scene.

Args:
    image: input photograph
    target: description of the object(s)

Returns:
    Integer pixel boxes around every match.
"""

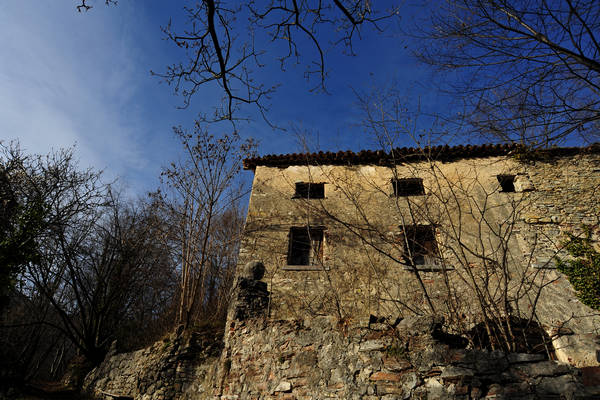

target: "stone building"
[82,144,600,399]
[239,143,600,367]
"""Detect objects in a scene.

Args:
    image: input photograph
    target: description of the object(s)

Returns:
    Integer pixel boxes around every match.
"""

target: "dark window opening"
[402,225,438,266]
[497,175,515,192]
[288,227,324,265]
[469,316,554,356]
[294,182,325,199]
[392,178,424,196]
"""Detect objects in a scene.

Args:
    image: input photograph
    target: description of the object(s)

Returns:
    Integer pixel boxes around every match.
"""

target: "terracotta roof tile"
[243,143,600,170]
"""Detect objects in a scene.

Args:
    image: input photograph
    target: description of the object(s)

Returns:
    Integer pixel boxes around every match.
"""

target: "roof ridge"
[243,143,600,170]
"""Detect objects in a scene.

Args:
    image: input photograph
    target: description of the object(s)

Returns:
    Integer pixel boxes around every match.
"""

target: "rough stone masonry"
[84,265,600,399]
[239,144,600,367]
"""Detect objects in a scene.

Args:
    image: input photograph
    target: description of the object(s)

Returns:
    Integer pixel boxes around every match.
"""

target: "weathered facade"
[239,144,600,367]
[80,143,600,400]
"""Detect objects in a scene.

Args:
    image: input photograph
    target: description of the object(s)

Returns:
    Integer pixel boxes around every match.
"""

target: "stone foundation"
[83,265,600,399]
[84,315,600,399]
[219,316,600,400]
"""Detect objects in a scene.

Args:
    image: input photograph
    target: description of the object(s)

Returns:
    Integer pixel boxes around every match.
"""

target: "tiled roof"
[243,143,600,170]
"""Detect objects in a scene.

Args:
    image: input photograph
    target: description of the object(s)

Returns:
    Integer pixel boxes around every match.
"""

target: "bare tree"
[18,193,175,365]
[0,143,106,315]
[416,0,600,146]
[1,146,177,381]
[351,95,588,352]
[275,145,562,353]
[158,125,256,329]
[153,0,400,125]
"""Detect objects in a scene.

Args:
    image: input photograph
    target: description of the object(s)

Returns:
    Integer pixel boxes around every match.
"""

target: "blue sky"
[0,1,445,195]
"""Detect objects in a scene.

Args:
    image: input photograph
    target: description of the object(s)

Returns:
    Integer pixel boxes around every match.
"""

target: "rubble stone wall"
[83,271,600,399]
[84,315,600,399]
[238,152,600,366]
[83,329,222,400]
[219,316,600,400]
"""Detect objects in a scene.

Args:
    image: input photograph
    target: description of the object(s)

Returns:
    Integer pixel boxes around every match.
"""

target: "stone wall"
[219,316,600,400]
[513,153,600,366]
[83,328,222,400]
[84,314,600,399]
[237,152,600,366]
[83,271,600,399]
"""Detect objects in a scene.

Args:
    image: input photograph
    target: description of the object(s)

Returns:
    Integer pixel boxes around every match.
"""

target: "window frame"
[400,225,440,269]
[391,178,425,196]
[292,182,325,199]
[284,226,325,270]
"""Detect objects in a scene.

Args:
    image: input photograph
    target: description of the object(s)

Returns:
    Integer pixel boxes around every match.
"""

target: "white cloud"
[0,1,156,190]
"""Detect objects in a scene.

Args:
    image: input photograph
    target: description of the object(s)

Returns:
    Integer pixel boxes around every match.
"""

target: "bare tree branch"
[76,0,117,13]
[154,0,400,126]
[416,0,600,146]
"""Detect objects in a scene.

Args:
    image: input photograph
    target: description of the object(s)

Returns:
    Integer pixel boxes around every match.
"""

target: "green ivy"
[556,230,600,310]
